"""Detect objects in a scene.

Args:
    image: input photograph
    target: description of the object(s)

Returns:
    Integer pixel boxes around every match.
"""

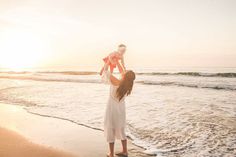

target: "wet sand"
[0,103,146,157]
[0,127,74,157]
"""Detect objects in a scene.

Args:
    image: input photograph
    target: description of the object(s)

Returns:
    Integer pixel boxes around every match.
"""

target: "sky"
[0,0,236,70]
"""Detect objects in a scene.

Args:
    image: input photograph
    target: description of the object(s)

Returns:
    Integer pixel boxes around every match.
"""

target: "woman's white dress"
[102,70,126,143]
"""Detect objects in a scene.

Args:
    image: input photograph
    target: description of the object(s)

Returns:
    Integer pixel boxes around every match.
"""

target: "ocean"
[0,67,235,157]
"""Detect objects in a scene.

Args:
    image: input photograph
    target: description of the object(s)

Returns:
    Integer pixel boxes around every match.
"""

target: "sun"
[0,29,50,71]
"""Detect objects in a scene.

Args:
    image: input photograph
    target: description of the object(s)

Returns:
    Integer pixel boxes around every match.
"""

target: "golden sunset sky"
[0,0,235,70]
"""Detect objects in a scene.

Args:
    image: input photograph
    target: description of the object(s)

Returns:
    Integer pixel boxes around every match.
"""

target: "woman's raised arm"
[103,61,109,72]
[101,62,120,86]
[116,61,125,76]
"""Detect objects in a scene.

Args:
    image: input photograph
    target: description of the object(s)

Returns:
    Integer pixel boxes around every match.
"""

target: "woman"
[101,60,135,157]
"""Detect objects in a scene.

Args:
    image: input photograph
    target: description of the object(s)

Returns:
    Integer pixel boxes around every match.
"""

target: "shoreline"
[0,103,147,157]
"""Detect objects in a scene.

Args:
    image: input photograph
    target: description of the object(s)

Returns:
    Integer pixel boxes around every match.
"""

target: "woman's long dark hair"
[116,70,136,101]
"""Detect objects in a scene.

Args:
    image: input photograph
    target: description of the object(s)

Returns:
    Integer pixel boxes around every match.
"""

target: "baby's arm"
[121,56,126,70]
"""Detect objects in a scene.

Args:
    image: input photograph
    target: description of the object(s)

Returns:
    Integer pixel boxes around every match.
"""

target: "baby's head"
[118,44,126,55]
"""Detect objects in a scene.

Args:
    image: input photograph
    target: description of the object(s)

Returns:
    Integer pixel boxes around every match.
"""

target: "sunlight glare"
[0,29,51,70]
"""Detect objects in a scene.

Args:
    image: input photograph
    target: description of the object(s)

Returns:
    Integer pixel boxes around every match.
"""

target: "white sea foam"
[0,69,236,156]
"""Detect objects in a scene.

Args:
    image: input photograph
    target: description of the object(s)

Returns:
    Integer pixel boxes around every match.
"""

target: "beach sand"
[0,127,74,157]
[0,103,146,157]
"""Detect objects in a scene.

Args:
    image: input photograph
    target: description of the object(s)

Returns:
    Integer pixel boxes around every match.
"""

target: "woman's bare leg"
[108,142,115,157]
[121,139,128,154]
[116,139,128,156]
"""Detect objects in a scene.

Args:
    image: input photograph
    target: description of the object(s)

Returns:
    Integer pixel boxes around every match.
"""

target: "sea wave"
[1,71,236,77]
[136,72,236,78]
[0,75,235,91]
[0,71,98,75]
[0,75,101,83]
[137,81,236,90]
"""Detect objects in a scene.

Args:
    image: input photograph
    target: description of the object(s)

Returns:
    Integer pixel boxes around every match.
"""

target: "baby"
[100,44,126,75]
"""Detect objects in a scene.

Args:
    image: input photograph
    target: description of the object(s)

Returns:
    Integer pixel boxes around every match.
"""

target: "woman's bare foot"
[107,153,114,157]
[115,151,128,157]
